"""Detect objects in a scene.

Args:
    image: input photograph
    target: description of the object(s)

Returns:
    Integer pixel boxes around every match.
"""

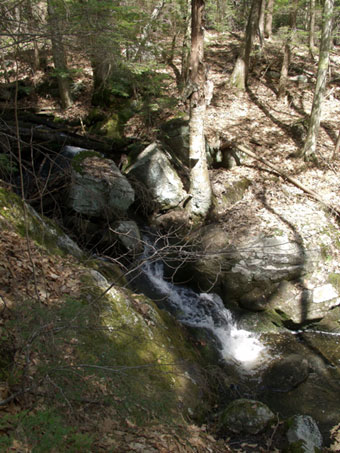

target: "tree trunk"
[47,0,72,110]
[264,0,274,39]
[187,0,211,219]
[133,0,165,61]
[309,0,316,58]
[258,0,266,46]
[278,0,298,100]
[278,41,291,99]
[181,0,192,91]
[300,0,334,160]
[229,0,260,90]
[26,0,40,71]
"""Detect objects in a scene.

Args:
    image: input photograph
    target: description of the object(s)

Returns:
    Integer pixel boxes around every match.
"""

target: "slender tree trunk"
[278,41,291,99]
[264,0,274,39]
[133,0,165,61]
[333,128,340,159]
[230,0,260,90]
[181,0,192,89]
[187,0,211,219]
[309,0,316,58]
[258,0,266,46]
[300,0,334,160]
[278,0,298,100]
[26,0,40,71]
[217,0,226,23]
[47,0,72,109]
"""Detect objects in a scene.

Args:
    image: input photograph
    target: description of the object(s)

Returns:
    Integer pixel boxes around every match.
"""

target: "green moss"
[47,272,212,425]
[319,224,340,251]
[99,114,121,140]
[0,185,214,430]
[328,273,340,293]
[0,187,82,258]
[320,244,332,262]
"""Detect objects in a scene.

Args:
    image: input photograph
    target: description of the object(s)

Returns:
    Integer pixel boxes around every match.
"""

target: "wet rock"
[125,143,187,210]
[220,398,275,434]
[286,415,323,452]
[262,354,309,392]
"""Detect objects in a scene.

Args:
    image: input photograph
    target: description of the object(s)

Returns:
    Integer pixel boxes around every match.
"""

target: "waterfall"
[142,243,267,371]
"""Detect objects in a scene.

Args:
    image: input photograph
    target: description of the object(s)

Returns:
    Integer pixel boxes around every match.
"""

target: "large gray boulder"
[68,153,135,219]
[178,224,306,308]
[125,143,187,210]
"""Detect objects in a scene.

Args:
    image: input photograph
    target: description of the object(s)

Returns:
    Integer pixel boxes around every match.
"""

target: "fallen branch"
[229,142,340,219]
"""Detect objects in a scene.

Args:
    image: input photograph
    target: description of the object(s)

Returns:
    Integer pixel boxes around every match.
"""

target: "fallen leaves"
[0,228,82,308]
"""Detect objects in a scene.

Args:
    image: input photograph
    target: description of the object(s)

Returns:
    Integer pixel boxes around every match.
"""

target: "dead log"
[0,122,112,153]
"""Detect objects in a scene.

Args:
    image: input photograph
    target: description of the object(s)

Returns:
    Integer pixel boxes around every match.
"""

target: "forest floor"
[2,31,340,452]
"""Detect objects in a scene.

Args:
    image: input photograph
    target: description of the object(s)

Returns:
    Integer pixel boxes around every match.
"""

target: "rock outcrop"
[125,143,187,210]
[68,152,135,219]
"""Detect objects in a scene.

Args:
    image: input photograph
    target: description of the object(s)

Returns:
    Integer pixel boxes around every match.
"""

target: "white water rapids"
[142,253,267,372]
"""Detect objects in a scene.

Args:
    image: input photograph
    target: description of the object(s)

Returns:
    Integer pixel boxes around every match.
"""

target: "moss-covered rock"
[0,185,83,258]
[0,183,214,431]
[220,398,275,434]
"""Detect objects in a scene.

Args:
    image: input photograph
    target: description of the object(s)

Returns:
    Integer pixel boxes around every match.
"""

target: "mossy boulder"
[0,184,83,258]
[0,183,215,433]
[159,117,190,165]
[220,399,275,434]
[98,114,122,140]
[262,354,309,393]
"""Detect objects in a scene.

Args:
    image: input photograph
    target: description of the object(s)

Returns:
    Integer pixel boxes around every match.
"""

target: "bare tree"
[299,0,334,160]
[278,0,298,100]
[47,0,72,109]
[187,0,212,219]
[308,0,316,59]
[264,0,274,39]
[229,0,260,90]
[258,0,266,46]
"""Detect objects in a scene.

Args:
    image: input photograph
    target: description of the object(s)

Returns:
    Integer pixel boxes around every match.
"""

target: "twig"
[0,387,32,406]
[232,142,340,219]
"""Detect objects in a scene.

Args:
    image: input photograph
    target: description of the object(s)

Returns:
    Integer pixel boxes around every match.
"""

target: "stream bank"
[1,109,340,450]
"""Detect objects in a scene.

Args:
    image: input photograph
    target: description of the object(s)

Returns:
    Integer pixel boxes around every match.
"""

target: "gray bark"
[264,0,274,39]
[230,0,260,90]
[278,0,298,100]
[258,0,266,46]
[301,0,334,160]
[187,0,212,219]
[309,0,316,58]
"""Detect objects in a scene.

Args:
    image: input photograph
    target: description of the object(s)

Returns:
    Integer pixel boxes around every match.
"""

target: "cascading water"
[142,242,267,372]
